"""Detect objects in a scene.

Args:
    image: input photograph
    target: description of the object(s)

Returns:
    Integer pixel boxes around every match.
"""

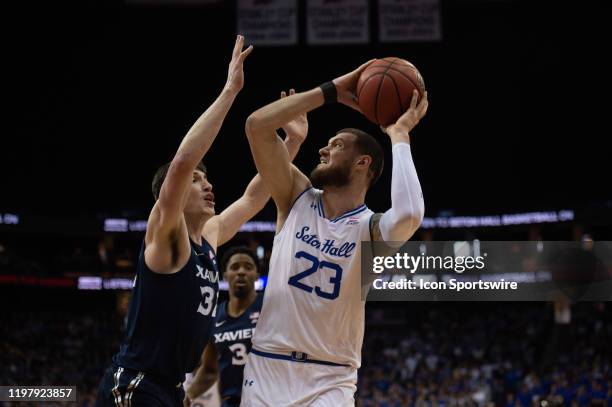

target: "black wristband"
[319,81,337,104]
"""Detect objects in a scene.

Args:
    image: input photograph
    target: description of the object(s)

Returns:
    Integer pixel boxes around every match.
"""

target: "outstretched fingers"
[354,58,377,75]
[417,91,429,119]
[280,89,296,99]
[232,35,244,59]
[239,45,253,61]
[409,90,419,110]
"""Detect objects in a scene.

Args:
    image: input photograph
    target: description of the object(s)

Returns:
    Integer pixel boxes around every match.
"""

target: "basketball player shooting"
[240,60,428,406]
[184,92,308,407]
[95,36,306,407]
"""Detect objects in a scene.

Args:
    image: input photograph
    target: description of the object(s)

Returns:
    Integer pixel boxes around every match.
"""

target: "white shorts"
[239,351,357,407]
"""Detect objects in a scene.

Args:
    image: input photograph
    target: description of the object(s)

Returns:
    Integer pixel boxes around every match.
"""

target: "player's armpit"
[144,205,192,274]
[368,213,398,257]
[369,212,384,242]
[362,213,395,295]
[272,165,311,233]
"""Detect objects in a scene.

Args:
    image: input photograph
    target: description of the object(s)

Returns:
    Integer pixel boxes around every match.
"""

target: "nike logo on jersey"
[249,311,260,325]
[196,264,219,283]
[195,250,216,265]
[295,226,356,258]
[214,328,255,343]
[215,321,225,327]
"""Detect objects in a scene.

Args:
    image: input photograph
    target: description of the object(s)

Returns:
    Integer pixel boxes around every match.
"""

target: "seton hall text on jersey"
[214,328,255,343]
[295,226,356,258]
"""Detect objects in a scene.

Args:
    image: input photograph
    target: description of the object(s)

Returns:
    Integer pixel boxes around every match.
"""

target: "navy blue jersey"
[213,293,263,402]
[114,238,219,386]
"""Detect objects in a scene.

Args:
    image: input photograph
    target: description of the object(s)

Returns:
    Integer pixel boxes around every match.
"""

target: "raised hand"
[280,89,308,144]
[332,59,377,112]
[224,35,254,95]
[381,90,429,138]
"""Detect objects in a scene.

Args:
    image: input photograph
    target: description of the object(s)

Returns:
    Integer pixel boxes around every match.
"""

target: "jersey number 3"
[229,343,248,366]
[288,251,343,300]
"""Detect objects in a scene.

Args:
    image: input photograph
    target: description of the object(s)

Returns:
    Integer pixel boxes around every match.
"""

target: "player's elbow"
[170,151,199,175]
[407,204,425,230]
[245,112,265,141]
[396,205,424,238]
[380,207,424,243]
[202,371,218,389]
[397,214,422,237]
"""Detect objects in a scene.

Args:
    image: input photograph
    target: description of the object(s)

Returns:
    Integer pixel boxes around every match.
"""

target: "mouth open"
[203,194,215,207]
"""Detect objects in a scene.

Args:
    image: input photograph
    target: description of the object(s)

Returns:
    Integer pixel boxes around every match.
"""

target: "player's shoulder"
[284,186,319,216]
[215,300,229,322]
[252,292,264,310]
[296,186,319,203]
[246,294,263,325]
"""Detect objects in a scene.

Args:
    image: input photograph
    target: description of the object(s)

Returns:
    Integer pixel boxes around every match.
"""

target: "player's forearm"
[387,128,411,145]
[246,88,323,139]
[379,143,424,242]
[187,374,217,399]
[242,136,302,207]
[173,88,238,168]
[284,135,303,161]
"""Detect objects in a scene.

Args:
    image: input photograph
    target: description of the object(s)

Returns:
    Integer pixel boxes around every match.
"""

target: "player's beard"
[309,161,352,189]
[232,284,250,299]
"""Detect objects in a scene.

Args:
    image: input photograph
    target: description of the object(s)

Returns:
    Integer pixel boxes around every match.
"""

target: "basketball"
[357,57,426,126]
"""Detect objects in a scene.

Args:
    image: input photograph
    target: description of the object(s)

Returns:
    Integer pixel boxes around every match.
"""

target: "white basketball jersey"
[252,187,373,368]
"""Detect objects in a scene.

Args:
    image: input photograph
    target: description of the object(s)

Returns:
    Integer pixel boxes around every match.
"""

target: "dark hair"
[151,161,207,200]
[337,128,384,187]
[220,246,260,274]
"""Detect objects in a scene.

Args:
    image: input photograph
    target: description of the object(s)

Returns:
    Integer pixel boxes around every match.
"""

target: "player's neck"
[228,290,257,318]
[185,213,212,244]
[320,185,366,220]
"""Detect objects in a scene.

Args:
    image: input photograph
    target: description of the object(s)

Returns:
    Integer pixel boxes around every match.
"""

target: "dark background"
[1,3,611,405]
[3,0,608,220]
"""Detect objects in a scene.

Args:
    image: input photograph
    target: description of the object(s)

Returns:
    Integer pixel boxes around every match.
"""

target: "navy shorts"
[95,365,184,407]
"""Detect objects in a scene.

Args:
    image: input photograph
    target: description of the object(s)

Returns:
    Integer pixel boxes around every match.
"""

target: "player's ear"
[356,156,371,167]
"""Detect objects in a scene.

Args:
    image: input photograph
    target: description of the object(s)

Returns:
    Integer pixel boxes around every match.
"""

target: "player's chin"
[232,284,249,297]
[202,204,215,216]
